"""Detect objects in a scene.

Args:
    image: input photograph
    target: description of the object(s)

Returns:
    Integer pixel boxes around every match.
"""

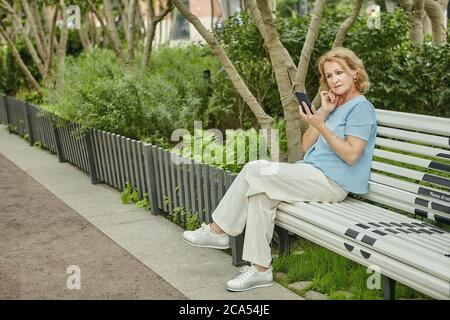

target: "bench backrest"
[362,109,450,227]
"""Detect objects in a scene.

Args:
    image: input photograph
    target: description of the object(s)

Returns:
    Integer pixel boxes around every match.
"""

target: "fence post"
[52,116,65,163]
[3,94,10,127]
[25,102,34,146]
[144,144,163,215]
[84,129,100,184]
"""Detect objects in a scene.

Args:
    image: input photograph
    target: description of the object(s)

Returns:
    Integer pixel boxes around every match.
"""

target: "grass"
[271,237,433,300]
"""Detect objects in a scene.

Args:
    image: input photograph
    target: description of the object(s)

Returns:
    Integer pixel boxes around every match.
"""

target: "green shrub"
[40,45,220,143]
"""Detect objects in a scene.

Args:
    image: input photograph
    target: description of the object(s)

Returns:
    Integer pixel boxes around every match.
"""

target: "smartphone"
[295,91,313,113]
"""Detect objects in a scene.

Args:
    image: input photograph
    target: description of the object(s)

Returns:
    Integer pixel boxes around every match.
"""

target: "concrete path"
[0,127,301,300]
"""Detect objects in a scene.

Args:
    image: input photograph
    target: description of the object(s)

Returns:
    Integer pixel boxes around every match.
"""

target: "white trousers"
[211,159,348,268]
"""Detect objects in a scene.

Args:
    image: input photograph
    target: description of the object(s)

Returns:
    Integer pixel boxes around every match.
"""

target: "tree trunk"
[103,0,126,61]
[127,0,137,63]
[333,0,363,47]
[144,22,157,67]
[136,0,146,38]
[423,11,433,36]
[0,26,41,94]
[211,0,215,31]
[424,0,447,44]
[120,0,130,44]
[410,0,425,45]
[30,0,48,57]
[143,1,173,68]
[169,8,178,43]
[170,0,273,131]
[55,0,69,102]
[79,11,94,53]
[20,0,48,63]
[88,0,114,50]
[44,6,59,81]
[144,0,157,68]
[398,0,414,11]
[293,0,326,92]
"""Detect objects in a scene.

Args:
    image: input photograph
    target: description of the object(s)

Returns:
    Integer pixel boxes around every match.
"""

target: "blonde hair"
[317,47,370,94]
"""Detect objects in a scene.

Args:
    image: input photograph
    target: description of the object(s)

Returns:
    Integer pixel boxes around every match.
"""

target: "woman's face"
[323,61,357,96]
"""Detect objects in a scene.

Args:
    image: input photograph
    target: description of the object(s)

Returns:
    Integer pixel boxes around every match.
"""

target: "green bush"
[40,45,220,143]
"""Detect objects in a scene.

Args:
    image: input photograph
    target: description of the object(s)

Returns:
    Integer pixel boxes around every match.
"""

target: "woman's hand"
[298,102,328,130]
[319,90,340,114]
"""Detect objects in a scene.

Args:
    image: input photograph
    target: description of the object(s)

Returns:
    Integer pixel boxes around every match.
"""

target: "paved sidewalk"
[0,127,301,300]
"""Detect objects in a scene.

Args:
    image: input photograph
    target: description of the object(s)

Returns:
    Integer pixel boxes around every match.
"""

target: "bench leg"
[382,275,396,300]
[275,225,290,256]
[230,231,250,267]
[231,226,292,267]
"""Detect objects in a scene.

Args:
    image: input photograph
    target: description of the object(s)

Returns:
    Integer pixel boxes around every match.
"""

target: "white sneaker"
[182,223,230,249]
[226,265,274,292]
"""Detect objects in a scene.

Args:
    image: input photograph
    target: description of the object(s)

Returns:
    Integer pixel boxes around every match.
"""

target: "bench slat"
[334,200,450,250]
[375,137,450,161]
[303,202,450,265]
[370,172,450,204]
[344,198,450,232]
[316,201,449,252]
[277,202,450,281]
[368,181,450,216]
[377,126,450,149]
[372,161,450,190]
[361,192,450,225]
[376,109,450,136]
[374,149,450,174]
[275,212,450,300]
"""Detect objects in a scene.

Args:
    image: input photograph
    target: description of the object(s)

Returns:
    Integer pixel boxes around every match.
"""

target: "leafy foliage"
[171,125,285,173]
[172,207,201,231]
[40,46,220,143]
[211,13,279,128]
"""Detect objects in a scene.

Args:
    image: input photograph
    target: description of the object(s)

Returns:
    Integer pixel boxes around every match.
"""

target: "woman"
[182,47,377,292]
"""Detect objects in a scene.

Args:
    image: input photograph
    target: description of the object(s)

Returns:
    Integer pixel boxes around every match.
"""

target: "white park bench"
[231,109,450,300]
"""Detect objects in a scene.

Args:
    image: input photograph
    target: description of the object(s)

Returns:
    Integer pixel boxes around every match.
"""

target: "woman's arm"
[316,123,368,165]
[301,109,331,152]
[299,91,338,153]
[299,100,370,165]
[301,126,320,153]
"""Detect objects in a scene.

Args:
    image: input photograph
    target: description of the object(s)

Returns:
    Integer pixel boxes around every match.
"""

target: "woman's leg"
[242,192,281,269]
[212,159,347,267]
[212,160,347,234]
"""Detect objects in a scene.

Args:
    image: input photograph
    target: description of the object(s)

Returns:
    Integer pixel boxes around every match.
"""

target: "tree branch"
[0,0,45,75]
[0,25,41,94]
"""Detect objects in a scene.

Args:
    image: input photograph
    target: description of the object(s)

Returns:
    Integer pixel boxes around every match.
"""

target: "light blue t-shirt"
[296,95,377,194]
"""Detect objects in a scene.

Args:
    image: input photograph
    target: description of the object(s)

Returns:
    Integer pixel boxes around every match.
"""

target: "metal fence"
[0,93,237,224]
